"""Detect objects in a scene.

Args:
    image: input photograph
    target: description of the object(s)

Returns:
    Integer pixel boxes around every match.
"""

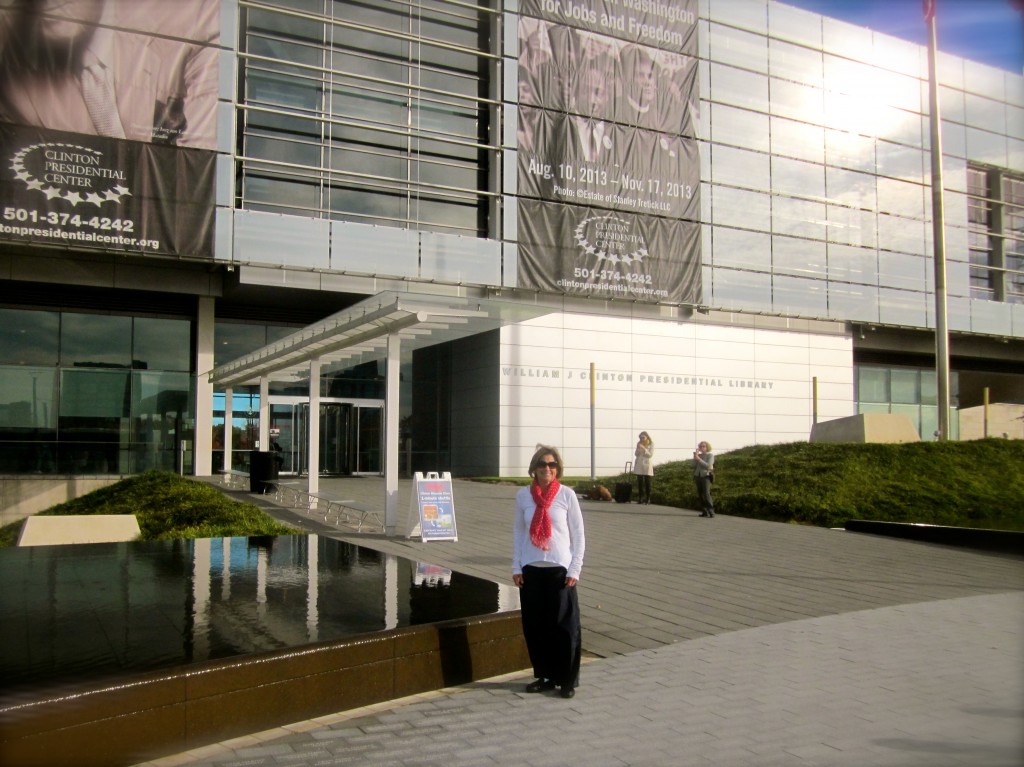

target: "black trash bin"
[249,450,279,494]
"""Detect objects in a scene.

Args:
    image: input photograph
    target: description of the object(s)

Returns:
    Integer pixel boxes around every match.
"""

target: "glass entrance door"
[270,399,383,476]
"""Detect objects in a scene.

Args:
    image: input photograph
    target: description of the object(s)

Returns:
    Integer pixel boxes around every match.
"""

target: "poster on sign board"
[409,472,458,542]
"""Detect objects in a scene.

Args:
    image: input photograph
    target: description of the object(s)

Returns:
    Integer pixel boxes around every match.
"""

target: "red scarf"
[529,479,560,550]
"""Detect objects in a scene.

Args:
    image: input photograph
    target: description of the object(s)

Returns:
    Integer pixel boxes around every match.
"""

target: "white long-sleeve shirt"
[513,484,585,581]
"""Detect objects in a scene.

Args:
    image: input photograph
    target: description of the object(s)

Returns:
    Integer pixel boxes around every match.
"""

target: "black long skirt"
[520,564,581,689]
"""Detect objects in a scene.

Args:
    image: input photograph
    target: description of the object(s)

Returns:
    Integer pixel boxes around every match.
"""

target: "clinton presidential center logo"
[574,213,649,265]
[11,142,130,207]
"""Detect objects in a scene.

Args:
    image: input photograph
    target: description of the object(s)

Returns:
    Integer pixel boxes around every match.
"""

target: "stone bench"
[17,515,141,546]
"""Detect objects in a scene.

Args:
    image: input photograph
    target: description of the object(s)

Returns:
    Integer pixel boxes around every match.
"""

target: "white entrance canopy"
[207,291,549,534]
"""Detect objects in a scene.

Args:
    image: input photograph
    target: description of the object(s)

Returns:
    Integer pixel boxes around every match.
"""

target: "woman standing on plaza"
[633,431,654,504]
[512,445,586,699]
[693,440,715,517]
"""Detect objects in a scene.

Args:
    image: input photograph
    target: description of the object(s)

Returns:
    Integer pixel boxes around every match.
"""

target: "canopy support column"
[385,334,400,535]
[308,358,321,496]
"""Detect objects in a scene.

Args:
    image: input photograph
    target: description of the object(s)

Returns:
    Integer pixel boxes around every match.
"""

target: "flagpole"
[925,0,951,440]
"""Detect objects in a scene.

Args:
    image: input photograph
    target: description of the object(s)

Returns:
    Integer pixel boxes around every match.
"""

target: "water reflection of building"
[0,535,517,693]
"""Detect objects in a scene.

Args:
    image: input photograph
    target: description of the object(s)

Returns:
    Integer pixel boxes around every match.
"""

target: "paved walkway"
[139,478,1024,767]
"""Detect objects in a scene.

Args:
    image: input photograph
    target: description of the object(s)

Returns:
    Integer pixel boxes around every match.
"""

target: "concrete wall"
[958,403,1024,440]
[809,413,921,443]
[0,476,123,526]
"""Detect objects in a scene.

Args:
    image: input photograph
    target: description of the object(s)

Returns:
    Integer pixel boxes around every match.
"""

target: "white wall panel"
[496,312,853,475]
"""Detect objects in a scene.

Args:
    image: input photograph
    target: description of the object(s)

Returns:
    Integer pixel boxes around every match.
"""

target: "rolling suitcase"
[614,482,632,503]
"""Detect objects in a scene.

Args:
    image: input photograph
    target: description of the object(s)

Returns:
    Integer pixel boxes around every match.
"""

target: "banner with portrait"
[0,0,220,258]
[516,0,701,305]
[0,124,215,257]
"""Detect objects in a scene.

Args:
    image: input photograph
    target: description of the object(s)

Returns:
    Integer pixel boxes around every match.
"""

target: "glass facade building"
[1,0,1021,500]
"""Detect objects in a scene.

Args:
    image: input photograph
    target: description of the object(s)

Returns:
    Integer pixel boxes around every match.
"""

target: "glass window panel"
[329,84,408,125]
[827,205,878,248]
[60,370,131,418]
[133,318,191,372]
[822,18,872,61]
[417,158,479,190]
[0,308,58,366]
[710,103,770,153]
[215,323,268,367]
[330,51,406,87]
[920,370,937,406]
[773,197,828,239]
[876,177,924,219]
[708,0,767,33]
[710,268,772,311]
[828,281,878,321]
[826,167,876,209]
[768,2,823,47]
[711,185,772,231]
[770,116,825,163]
[965,94,1007,135]
[246,135,322,169]
[871,68,921,112]
[712,227,771,270]
[131,372,192,473]
[707,23,767,72]
[413,196,481,233]
[61,313,131,369]
[772,274,827,316]
[940,121,967,159]
[919,405,938,441]
[876,141,924,183]
[709,63,769,112]
[878,251,927,291]
[878,287,927,326]
[872,34,922,78]
[825,128,875,172]
[771,156,824,199]
[966,128,1008,168]
[857,367,889,403]
[878,214,926,256]
[712,145,770,190]
[329,186,405,224]
[249,7,322,44]
[243,175,321,213]
[770,78,824,124]
[772,235,827,278]
[858,401,890,415]
[939,84,966,124]
[823,55,876,100]
[768,38,823,86]
[0,367,58,429]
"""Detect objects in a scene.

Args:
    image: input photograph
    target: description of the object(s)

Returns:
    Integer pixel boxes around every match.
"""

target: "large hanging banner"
[0,0,219,258]
[0,124,216,257]
[519,198,700,303]
[517,0,701,304]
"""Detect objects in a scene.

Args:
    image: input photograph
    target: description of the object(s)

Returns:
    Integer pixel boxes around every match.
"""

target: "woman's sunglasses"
[537,461,559,469]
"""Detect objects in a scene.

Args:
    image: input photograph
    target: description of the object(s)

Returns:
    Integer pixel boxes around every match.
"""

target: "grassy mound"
[606,440,1024,530]
[0,471,296,547]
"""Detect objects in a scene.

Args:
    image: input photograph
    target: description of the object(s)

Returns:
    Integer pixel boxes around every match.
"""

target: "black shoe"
[526,679,556,693]
[700,512,709,517]
[560,686,575,699]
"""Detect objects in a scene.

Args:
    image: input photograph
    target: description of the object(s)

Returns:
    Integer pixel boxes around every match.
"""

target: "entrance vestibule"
[269,399,383,477]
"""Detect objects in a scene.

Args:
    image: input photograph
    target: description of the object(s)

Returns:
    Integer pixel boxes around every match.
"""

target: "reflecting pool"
[0,535,518,696]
